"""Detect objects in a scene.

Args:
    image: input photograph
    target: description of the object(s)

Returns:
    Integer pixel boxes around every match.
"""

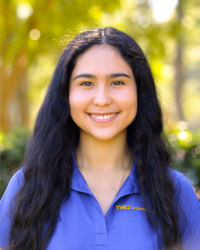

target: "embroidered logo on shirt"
[116,205,155,214]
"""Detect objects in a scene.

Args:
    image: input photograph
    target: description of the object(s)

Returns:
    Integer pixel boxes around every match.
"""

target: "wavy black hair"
[8,27,184,250]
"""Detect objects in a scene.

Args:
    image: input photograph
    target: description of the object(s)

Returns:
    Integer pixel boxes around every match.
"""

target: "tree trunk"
[0,52,29,133]
[174,0,185,121]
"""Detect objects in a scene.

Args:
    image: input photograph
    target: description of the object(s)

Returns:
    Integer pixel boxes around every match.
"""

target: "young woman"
[0,27,200,250]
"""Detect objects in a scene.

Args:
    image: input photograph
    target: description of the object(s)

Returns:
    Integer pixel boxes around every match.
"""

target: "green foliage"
[1,128,200,198]
[0,128,30,197]
[1,0,200,129]
[168,130,200,186]
[1,0,122,65]
[1,0,200,199]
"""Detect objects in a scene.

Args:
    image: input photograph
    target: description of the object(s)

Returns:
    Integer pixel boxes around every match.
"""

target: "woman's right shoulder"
[0,168,24,204]
[0,168,25,248]
[8,167,24,184]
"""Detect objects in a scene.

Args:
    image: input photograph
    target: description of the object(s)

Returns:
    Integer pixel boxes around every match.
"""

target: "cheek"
[117,88,137,112]
[69,89,90,115]
[128,85,137,109]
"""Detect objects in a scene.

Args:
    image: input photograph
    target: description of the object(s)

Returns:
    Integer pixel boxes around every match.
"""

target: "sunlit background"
[0,0,200,198]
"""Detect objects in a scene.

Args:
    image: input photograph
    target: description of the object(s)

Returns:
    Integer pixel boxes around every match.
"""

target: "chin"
[89,132,122,141]
[95,136,115,141]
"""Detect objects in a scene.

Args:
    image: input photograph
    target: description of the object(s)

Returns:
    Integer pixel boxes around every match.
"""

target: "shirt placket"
[89,178,138,249]
[91,196,108,248]
[71,159,139,249]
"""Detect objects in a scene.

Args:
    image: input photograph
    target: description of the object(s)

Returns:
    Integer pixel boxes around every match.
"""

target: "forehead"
[71,44,133,77]
[77,44,120,59]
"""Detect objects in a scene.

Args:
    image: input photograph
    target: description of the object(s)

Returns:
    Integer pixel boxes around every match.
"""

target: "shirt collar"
[70,154,140,195]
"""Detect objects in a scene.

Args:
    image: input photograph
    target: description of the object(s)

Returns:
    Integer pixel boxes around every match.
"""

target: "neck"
[76,130,130,171]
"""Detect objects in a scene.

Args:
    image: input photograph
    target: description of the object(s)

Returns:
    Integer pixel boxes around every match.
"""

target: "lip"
[87,112,119,123]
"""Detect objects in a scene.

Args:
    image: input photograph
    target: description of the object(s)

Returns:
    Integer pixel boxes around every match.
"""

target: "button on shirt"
[1,160,200,250]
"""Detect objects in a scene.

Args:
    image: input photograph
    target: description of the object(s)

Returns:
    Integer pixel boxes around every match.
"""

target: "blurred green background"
[0,0,200,198]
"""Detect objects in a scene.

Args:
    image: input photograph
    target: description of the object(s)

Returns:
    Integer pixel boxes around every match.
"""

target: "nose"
[93,86,112,106]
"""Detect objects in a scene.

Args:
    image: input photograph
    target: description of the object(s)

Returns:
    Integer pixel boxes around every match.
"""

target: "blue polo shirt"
[1,160,200,250]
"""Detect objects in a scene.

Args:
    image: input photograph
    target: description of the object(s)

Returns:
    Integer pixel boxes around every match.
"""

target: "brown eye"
[81,82,93,86]
[112,81,124,85]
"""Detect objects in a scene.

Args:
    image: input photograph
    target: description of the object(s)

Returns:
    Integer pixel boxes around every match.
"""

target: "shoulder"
[1,168,24,200]
[168,168,200,225]
[7,167,24,187]
[168,168,194,197]
[168,168,185,187]
[0,168,24,214]
[169,169,200,249]
[168,168,198,204]
[0,168,24,248]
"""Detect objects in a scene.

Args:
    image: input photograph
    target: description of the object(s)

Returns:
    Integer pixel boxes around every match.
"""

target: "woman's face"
[69,44,137,141]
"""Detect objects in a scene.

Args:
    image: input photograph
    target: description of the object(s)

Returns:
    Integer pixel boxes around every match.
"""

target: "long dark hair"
[8,27,184,250]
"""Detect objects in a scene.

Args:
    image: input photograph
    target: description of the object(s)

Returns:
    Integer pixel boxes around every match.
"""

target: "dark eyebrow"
[108,73,130,79]
[73,73,131,81]
[73,74,96,80]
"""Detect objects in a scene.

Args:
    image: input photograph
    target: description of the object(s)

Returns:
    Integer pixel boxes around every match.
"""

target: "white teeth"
[90,114,116,119]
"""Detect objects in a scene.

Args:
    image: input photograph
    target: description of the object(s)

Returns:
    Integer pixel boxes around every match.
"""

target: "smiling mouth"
[89,113,118,120]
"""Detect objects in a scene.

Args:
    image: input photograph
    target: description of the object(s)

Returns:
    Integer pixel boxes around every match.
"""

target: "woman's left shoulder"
[169,169,200,249]
[168,168,184,182]
[168,168,199,208]
[168,168,191,192]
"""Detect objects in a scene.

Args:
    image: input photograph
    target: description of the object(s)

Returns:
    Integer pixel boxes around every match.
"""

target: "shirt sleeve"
[0,168,24,248]
[175,175,200,250]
